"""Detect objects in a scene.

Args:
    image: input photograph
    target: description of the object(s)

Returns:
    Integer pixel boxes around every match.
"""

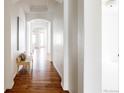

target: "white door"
[102,0,119,93]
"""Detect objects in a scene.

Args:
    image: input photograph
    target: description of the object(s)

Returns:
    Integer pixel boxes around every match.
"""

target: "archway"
[26,19,52,61]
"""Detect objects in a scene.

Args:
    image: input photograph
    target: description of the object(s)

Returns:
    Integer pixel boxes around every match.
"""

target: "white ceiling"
[30,5,48,12]
[17,0,62,14]
[15,0,63,23]
[56,0,63,3]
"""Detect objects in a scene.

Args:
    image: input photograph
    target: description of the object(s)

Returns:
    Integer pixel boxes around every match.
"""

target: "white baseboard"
[52,62,65,90]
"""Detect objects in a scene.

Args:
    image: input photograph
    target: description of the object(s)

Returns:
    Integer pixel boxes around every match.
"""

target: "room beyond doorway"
[26,19,52,61]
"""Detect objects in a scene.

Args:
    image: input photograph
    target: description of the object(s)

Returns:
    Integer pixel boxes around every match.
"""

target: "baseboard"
[13,71,17,81]
[52,62,67,93]
[4,80,14,93]
[63,90,69,93]
[52,63,62,81]
[11,80,14,88]
[61,84,69,93]
[9,72,16,89]
[50,61,53,63]
[59,76,69,93]
[4,89,11,93]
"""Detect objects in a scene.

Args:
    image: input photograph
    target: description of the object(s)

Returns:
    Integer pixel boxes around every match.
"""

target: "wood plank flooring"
[5,49,67,93]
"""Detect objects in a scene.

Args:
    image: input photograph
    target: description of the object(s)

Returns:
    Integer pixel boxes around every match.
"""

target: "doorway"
[26,19,52,60]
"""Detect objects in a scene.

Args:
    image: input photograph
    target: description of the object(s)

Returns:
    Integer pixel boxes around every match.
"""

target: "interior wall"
[84,0,102,93]
[77,0,84,92]
[18,8,26,52]
[11,4,26,81]
[4,0,13,90]
[47,23,51,57]
[26,22,31,55]
[63,0,79,92]
[4,0,26,90]
[52,3,64,86]
[68,0,78,93]
[63,0,69,90]
[102,1,119,93]
[52,1,78,93]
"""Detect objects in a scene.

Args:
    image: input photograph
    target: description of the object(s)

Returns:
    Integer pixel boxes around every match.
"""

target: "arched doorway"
[26,19,52,61]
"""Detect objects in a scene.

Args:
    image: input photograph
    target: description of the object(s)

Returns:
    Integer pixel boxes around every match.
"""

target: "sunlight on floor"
[32,48,48,80]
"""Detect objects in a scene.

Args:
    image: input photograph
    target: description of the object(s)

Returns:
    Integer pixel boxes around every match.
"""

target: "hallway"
[4,0,119,93]
[5,49,66,93]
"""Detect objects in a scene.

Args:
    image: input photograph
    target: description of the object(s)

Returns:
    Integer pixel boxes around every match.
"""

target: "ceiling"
[30,19,49,35]
[15,0,63,30]
[16,0,63,14]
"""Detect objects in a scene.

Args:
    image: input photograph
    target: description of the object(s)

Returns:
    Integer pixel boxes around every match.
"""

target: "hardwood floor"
[5,49,67,93]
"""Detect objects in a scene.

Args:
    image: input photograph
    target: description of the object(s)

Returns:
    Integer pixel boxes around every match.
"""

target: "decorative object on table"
[19,53,26,61]
[16,52,33,73]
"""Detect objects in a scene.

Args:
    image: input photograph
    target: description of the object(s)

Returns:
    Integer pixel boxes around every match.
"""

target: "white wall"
[102,1,119,93]
[18,8,26,52]
[4,0,13,90]
[47,23,51,57]
[52,1,78,93]
[55,1,79,93]
[52,1,79,93]
[4,0,26,90]
[68,0,78,93]
[55,0,102,93]
[26,22,31,55]
[52,3,64,86]
[77,0,84,92]
[63,0,78,93]
[84,0,102,93]
[11,3,26,79]
[63,0,69,90]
